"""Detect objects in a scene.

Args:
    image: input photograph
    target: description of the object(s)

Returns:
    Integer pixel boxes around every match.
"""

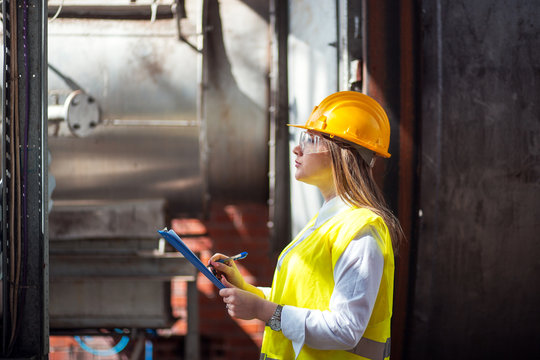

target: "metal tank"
[47,0,270,215]
[47,14,202,215]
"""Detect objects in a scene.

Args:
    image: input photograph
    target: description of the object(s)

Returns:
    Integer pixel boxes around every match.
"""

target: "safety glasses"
[298,131,328,154]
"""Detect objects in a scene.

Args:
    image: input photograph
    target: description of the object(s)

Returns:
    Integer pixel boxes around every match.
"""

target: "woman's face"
[292,132,335,194]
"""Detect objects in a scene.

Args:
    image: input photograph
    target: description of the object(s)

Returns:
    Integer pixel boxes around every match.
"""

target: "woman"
[209,91,403,360]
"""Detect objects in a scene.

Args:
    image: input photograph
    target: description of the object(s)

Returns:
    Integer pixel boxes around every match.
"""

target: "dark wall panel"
[409,1,540,359]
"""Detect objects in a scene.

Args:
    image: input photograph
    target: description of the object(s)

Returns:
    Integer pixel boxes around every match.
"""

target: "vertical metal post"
[198,0,210,219]
[268,0,290,255]
[185,280,200,360]
[359,2,418,358]
[337,0,366,92]
[1,0,48,358]
[41,0,50,356]
[337,0,349,91]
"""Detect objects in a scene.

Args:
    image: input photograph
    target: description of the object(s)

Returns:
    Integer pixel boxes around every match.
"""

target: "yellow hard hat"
[288,91,391,158]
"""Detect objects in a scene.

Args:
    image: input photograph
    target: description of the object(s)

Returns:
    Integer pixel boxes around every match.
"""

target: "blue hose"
[74,332,130,357]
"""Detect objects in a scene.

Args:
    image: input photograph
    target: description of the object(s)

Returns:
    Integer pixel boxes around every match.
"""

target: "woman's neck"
[320,186,337,202]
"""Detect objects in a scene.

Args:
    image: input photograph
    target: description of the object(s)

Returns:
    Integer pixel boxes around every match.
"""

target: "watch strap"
[266,304,283,331]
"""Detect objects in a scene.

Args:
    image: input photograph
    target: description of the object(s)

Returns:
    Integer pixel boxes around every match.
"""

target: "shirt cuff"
[257,286,271,299]
[281,306,309,359]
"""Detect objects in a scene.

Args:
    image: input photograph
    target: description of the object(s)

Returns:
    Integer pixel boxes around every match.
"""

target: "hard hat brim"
[287,123,391,158]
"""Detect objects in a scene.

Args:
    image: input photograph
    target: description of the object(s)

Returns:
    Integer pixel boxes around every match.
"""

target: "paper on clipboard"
[158,228,225,289]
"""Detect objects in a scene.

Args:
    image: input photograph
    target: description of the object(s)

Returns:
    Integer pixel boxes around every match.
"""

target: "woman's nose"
[293,144,302,156]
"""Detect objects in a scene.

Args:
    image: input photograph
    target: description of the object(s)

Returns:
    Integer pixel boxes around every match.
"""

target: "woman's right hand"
[208,253,248,290]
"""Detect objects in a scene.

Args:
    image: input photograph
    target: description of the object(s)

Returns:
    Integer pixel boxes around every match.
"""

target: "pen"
[217,252,248,263]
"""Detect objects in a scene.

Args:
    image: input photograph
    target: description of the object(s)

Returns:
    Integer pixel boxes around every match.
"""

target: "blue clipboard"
[158,228,225,289]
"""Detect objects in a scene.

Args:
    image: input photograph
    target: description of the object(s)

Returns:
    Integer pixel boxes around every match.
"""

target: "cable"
[11,0,30,349]
[8,0,29,350]
[48,0,64,23]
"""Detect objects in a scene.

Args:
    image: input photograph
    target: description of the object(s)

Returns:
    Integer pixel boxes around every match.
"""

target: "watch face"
[267,305,283,331]
[269,318,281,331]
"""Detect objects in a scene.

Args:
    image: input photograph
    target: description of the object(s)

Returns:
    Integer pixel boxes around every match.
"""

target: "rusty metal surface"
[410,1,540,359]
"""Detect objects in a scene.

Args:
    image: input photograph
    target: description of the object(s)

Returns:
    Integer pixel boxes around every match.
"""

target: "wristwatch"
[266,305,283,332]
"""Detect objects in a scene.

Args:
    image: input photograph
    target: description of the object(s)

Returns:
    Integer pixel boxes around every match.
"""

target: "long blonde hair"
[325,137,404,253]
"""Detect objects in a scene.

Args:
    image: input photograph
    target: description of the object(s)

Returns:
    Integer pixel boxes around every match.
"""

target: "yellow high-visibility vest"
[260,207,394,360]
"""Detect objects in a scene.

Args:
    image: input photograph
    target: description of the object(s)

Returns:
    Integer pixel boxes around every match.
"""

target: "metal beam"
[47,4,175,19]
[49,252,196,278]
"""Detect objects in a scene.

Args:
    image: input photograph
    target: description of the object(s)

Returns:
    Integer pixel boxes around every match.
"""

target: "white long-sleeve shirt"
[260,197,384,358]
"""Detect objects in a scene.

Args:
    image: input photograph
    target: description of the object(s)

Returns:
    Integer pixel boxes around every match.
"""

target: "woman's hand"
[208,253,248,290]
[219,277,277,322]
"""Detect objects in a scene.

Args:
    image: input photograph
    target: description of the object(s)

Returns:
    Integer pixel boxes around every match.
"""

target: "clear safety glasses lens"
[299,131,327,154]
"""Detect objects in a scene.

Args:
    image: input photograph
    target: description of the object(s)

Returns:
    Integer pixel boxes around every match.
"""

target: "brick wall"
[167,202,275,359]
[50,201,276,359]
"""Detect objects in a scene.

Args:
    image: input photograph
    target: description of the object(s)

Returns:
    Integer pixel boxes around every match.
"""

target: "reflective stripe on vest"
[261,337,391,360]
[347,337,391,360]
[259,354,278,360]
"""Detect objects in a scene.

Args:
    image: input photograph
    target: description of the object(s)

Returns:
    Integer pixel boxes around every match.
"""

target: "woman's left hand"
[219,276,277,322]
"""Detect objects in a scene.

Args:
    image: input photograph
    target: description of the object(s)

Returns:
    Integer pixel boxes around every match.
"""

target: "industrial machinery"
[1,0,271,358]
